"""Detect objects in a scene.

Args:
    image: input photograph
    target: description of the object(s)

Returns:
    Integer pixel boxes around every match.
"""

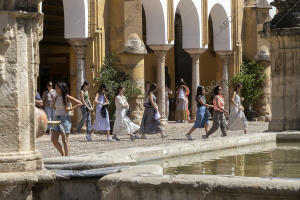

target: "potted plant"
[94,55,143,134]
[229,61,265,121]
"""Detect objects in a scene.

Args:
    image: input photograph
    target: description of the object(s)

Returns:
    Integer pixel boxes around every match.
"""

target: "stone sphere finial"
[255,46,270,61]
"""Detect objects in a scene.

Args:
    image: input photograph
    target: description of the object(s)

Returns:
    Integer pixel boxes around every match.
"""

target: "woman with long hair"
[92,84,115,141]
[51,81,82,156]
[185,86,213,140]
[202,86,228,139]
[42,81,56,134]
[77,81,94,141]
[140,83,168,139]
[112,86,140,141]
[227,83,248,134]
[175,79,187,123]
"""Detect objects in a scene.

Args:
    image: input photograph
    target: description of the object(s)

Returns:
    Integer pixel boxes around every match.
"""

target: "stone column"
[149,45,172,121]
[69,39,89,100]
[255,46,272,122]
[184,48,207,120]
[69,39,89,124]
[218,51,232,110]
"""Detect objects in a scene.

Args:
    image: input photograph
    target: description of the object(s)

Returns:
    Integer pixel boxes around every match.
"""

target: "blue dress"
[92,94,110,131]
[193,95,210,128]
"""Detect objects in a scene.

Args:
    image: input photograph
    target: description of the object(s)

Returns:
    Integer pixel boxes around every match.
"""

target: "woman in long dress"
[175,80,187,123]
[112,86,140,141]
[92,84,116,142]
[140,83,168,139]
[227,83,248,134]
[185,86,213,140]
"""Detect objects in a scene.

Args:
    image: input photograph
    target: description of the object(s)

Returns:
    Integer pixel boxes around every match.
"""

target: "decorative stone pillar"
[149,45,172,121]
[69,39,89,124]
[0,1,53,199]
[184,48,207,120]
[255,46,272,122]
[261,0,300,131]
[217,51,232,110]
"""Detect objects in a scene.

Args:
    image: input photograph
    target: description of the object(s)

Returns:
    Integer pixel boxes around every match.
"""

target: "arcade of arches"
[37,0,275,124]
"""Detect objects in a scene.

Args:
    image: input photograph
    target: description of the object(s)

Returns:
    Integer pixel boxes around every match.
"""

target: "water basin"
[164,142,300,179]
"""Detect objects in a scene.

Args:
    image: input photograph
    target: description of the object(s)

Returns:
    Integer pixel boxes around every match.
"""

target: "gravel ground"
[37,121,269,158]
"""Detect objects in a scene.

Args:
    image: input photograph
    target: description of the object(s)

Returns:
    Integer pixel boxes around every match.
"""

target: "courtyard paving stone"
[37,121,269,158]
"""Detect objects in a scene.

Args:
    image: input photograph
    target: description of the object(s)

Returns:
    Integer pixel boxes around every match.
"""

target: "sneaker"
[140,134,147,139]
[112,135,120,141]
[86,134,92,141]
[161,133,169,139]
[185,134,192,140]
[107,137,116,142]
[202,135,208,139]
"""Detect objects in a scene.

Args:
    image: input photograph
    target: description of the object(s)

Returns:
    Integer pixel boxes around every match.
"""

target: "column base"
[0,151,43,173]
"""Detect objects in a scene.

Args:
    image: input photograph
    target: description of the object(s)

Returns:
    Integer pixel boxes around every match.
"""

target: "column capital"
[217,50,233,57]
[184,48,207,58]
[69,38,90,58]
[149,44,173,57]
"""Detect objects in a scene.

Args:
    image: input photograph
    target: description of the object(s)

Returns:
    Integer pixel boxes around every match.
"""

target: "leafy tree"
[229,61,265,110]
[94,55,143,119]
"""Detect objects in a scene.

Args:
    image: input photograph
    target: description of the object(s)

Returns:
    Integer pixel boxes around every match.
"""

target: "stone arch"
[175,0,201,49]
[209,2,232,51]
[63,0,89,38]
[142,0,168,45]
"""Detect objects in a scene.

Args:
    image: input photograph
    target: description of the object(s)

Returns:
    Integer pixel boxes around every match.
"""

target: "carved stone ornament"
[120,33,147,54]
[0,24,15,46]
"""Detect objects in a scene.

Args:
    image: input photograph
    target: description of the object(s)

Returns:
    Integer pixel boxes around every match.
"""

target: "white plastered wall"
[175,0,202,49]
[142,0,168,45]
[208,0,232,51]
[63,0,89,39]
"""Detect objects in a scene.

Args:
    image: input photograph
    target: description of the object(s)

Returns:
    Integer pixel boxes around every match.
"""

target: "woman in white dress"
[227,83,248,134]
[112,86,140,141]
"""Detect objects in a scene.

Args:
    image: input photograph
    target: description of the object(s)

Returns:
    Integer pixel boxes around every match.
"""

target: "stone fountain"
[261,0,300,131]
[0,1,53,199]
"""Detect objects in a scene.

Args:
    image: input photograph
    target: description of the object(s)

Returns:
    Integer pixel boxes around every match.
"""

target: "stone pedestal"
[255,46,272,122]
[217,51,232,110]
[69,39,89,124]
[149,45,172,122]
[261,0,300,131]
[184,48,207,120]
[0,1,53,199]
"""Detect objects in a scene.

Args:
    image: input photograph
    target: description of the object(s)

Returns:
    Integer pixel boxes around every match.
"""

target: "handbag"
[100,105,107,118]
[154,111,161,120]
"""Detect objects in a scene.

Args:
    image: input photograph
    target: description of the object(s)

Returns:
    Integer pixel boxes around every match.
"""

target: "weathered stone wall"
[261,0,300,131]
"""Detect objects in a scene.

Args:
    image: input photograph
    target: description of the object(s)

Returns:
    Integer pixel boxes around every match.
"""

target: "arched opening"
[142,0,167,45]
[174,13,192,96]
[209,3,231,51]
[39,0,70,93]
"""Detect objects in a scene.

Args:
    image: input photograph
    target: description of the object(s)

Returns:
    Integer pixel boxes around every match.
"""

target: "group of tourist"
[35,78,248,156]
[186,83,248,140]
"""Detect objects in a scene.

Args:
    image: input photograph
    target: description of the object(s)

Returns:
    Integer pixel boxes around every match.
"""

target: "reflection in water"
[165,144,300,178]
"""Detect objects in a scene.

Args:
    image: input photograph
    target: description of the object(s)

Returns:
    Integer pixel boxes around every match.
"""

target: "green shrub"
[229,61,265,110]
[94,55,143,119]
